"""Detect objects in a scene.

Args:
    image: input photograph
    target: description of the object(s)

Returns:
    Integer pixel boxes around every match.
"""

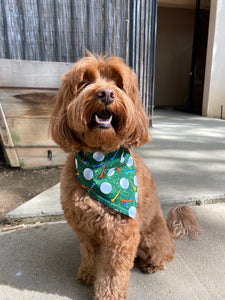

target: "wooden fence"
[0,0,129,62]
[0,0,156,168]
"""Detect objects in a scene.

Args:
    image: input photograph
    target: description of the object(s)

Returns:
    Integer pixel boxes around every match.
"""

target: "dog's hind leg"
[138,215,175,274]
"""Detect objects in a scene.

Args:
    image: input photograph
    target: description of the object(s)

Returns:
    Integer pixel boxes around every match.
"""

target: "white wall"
[203,0,225,119]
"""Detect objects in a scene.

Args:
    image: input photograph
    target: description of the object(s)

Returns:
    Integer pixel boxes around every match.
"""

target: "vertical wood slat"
[72,1,88,59]
[146,0,152,114]
[39,0,56,61]
[130,0,154,113]
[22,0,41,61]
[89,0,104,55]
[0,103,20,167]
[135,0,140,79]
[0,0,8,58]
[139,0,145,107]
[104,0,128,59]
[3,1,23,60]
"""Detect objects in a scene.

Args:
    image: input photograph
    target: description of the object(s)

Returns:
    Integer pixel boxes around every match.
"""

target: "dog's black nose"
[96,89,115,105]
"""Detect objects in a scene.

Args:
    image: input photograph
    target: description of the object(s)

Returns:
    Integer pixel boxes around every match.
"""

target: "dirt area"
[0,147,61,223]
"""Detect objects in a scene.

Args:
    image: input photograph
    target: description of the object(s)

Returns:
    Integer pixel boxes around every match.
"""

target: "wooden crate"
[0,59,73,168]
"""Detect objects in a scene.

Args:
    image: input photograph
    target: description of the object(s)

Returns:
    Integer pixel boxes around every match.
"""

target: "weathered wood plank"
[56,0,73,62]
[134,0,141,80]
[6,117,55,147]
[88,0,104,54]
[0,1,6,59]
[105,0,128,58]
[72,1,88,59]
[0,89,57,118]
[139,0,145,107]
[3,1,24,60]
[22,0,41,61]
[0,103,20,167]
[15,147,66,169]
[38,0,57,61]
[0,59,74,88]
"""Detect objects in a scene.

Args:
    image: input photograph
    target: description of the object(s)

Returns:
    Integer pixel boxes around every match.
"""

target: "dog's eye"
[77,82,91,92]
[114,77,123,90]
[116,82,123,90]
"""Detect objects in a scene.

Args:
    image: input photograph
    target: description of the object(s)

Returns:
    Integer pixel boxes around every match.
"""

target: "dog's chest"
[73,198,108,236]
[72,184,128,234]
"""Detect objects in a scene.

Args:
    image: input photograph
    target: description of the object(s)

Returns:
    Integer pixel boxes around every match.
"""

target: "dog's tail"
[166,206,201,240]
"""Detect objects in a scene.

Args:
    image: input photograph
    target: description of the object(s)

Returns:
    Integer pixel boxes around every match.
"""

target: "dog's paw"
[94,291,126,300]
[139,259,166,274]
[77,268,95,286]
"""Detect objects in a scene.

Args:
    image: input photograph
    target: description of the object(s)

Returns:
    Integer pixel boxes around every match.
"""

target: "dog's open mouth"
[94,111,113,128]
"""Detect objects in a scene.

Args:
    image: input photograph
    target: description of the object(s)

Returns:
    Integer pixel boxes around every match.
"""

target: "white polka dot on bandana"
[100,182,112,194]
[75,158,78,169]
[120,153,125,163]
[93,152,105,162]
[107,168,115,176]
[126,156,133,167]
[120,178,129,189]
[128,206,136,218]
[135,192,138,203]
[134,176,137,186]
[83,168,94,180]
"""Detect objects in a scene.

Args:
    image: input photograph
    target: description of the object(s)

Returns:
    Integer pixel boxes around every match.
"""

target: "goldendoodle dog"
[50,53,200,299]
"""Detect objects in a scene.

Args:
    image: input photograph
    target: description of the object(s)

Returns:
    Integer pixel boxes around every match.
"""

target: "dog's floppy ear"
[104,57,151,147]
[50,55,99,152]
[125,71,151,147]
[49,70,80,152]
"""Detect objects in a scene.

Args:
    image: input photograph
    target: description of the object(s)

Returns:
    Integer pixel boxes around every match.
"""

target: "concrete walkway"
[6,109,225,221]
[1,203,225,299]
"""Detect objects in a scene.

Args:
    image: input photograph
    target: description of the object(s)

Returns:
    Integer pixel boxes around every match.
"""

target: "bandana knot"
[75,148,138,218]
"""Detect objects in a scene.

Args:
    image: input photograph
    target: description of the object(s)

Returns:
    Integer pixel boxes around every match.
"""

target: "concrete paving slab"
[1,204,225,300]
[137,109,225,204]
[6,183,62,221]
[173,203,225,300]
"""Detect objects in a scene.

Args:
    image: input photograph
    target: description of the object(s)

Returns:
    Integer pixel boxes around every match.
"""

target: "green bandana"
[75,148,137,218]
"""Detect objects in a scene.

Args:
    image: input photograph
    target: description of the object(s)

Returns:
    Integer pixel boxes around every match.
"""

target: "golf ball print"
[100,182,112,194]
[76,148,137,218]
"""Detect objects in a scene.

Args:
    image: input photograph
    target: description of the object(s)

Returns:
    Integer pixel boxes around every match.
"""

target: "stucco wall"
[202,0,225,119]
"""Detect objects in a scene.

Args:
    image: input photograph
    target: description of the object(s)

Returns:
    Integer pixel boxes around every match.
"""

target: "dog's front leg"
[94,228,140,300]
[76,235,98,285]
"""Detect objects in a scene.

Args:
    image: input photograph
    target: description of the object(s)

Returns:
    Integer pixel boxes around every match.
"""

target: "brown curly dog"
[50,53,200,300]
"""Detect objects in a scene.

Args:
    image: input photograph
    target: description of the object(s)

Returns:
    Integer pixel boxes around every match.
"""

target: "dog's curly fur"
[50,53,200,299]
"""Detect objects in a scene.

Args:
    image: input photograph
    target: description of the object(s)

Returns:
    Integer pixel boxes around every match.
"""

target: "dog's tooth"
[95,114,100,123]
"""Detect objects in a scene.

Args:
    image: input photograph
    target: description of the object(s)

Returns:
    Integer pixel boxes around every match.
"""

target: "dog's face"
[50,54,150,152]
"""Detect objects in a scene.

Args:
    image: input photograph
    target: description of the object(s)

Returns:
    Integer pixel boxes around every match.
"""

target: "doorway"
[154,0,211,115]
